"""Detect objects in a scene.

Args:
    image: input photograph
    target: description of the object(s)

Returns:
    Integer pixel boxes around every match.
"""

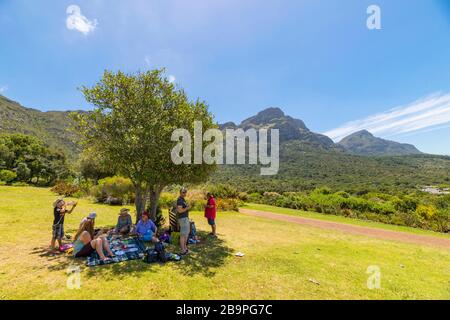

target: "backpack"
[154,242,167,263]
[143,248,159,264]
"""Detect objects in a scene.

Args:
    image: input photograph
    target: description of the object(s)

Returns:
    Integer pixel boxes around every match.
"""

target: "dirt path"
[239,208,450,249]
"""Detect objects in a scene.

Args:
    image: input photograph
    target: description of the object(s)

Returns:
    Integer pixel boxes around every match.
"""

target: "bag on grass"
[154,242,167,263]
[143,248,159,264]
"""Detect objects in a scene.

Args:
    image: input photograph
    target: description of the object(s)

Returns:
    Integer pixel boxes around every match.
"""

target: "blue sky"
[1,0,450,154]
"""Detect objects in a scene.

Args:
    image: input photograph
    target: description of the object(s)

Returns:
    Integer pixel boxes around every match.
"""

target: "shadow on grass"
[30,246,85,272]
[32,230,233,278]
[82,230,233,279]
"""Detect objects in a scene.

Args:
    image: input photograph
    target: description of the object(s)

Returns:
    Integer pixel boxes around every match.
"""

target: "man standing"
[176,187,191,255]
[205,192,217,236]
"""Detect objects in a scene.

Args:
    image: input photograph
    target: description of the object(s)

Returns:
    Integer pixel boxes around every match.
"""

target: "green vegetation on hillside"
[213,141,450,194]
[0,95,80,158]
[0,133,71,186]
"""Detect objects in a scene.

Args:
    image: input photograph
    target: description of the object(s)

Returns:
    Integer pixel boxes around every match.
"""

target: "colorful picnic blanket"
[86,237,146,267]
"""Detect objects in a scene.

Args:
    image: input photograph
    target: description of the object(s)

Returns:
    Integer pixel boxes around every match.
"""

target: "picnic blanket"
[86,237,146,267]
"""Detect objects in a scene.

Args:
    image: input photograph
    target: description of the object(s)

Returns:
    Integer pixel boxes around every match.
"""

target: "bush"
[159,192,177,209]
[90,176,134,205]
[51,181,80,197]
[216,198,240,211]
[247,192,262,203]
[0,170,17,183]
[11,181,29,187]
[416,204,437,220]
[208,184,240,199]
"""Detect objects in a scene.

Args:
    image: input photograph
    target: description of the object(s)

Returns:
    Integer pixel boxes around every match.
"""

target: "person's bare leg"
[212,224,216,235]
[101,237,114,257]
[50,238,56,249]
[91,238,107,260]
[180,235,188,253]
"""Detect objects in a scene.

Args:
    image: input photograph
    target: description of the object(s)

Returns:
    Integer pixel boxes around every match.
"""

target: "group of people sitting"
[49,187,217,261]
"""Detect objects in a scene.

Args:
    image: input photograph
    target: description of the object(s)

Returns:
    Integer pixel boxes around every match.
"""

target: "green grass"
[243,203,450,239]
[0,186,449,300]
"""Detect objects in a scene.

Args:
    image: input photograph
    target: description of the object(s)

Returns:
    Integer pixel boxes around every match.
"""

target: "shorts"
[52,224,64,240]
[75,242,95,258]
[207,218,216,226]
[178,217,190,236]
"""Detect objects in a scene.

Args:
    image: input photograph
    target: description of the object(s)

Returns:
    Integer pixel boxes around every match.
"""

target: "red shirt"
[204,197,216,219]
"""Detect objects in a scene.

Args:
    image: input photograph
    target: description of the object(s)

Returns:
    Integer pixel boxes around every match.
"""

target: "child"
[50,198,77,251]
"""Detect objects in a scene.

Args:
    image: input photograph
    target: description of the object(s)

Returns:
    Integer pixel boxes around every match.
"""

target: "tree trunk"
[148,185,164,221]
[134,184,146,223]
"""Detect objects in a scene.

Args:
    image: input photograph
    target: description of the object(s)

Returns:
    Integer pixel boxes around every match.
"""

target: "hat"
[88,212,97,219]
[120,208,130,214]
[142,211,150,218]
[53,198,64,208]
[180,187,188,193]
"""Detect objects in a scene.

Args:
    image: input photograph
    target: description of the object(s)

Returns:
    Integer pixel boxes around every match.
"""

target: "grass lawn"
[0,186,449,300]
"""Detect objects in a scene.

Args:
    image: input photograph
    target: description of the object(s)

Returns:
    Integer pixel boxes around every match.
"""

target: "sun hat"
[88,212,97,219]
[120,208,130,214]
[53,198,64,208]
[180,187,188,193]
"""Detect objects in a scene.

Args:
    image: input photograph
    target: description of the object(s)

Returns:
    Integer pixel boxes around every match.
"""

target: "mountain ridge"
[338,130,422,156]
[0,96,427,157]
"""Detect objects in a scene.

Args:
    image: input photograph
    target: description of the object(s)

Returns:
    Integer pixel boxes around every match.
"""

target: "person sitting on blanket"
[50,198,77,252]
[72,219,115,261]
[114,208,133,235]
[136,211,159,243]
[79,212,97,228]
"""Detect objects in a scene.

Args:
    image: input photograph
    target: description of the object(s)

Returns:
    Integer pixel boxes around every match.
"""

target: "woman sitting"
[135,211,159,243]
[72,219,115,261]
[115,208,133,235]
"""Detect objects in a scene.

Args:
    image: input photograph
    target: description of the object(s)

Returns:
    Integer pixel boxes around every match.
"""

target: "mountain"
[338,130,422,156]
[220,107,336,149]
[0,95,81,157]
[3,97,448,194]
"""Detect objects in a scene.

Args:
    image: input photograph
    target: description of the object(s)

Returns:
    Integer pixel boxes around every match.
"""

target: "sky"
[1,0,450,155]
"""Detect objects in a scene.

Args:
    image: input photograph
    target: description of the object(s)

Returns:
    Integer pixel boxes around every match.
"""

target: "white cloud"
[324,93,450,142]
[0,85,8,93]
[144,55,151,67]
[168,75,176,83]
[66,5,97,35]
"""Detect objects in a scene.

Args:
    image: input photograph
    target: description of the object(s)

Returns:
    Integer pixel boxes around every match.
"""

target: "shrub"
[416,204,437,220]
[216,198,240,211]
[159,192,177,209]
[0,170,17,183]
[247,192,262,203]
[11,181,29,187]
[51,181,80,197]
[262,192,282,205]
[208,184,240,199]
[90,176,134,205]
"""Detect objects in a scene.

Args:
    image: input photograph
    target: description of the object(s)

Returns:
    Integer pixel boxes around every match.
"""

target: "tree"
[0,133,71,185]
[73,69,216,221]
[16,162,31,181]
